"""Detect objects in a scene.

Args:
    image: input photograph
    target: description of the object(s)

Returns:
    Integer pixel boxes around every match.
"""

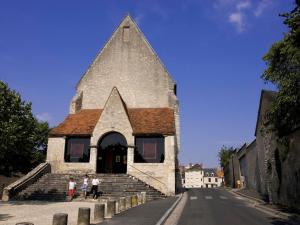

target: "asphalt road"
[98,196,177,225]
[177,188,297,225]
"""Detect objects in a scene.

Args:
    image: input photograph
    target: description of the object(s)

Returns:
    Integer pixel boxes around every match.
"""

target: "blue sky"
[0,0,295,167]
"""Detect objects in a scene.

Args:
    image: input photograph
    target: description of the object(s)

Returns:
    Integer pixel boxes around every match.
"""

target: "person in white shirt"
[91,176,100,199]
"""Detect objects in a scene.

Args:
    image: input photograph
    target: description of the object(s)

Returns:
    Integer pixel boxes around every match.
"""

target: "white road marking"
[205,196,213,199]
[235,196,243,200]
[190,196,198,200]
[220,196,228,200]
[155,194,183,225]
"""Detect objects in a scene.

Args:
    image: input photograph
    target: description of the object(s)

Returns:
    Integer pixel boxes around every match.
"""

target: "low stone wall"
[128,163,174,196]
[2,162,51,201]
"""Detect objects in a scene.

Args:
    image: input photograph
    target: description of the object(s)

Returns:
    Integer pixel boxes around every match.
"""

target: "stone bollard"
[137,193,142,205]
[16,223,34,225]
[94,204,105,223]
[131,195,138,207]
[52,213,68,225]
[99,198,108,218]
[114,199,120,214]
[125,196,132,209]
[105,200,115,219]
[141,192,147,204]
[77,207,90,225]
[119,197,126,212]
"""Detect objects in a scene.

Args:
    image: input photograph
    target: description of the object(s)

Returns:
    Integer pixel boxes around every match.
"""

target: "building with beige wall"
[203,169,223,188]
[46,15,180,196]
[184,164,204,188]
[183,165,223,188]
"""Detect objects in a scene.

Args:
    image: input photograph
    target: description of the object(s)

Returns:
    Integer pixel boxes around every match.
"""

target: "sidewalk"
[229,188,300,224]
[235,188,267,203]
[0,197,178,225]
[98,196,178,225]
[0,201,98,225]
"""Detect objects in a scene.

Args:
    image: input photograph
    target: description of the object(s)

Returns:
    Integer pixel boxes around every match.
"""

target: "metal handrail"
[128,164,167,189]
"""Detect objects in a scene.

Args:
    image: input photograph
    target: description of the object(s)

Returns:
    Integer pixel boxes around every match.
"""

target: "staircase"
[13,174,165,201]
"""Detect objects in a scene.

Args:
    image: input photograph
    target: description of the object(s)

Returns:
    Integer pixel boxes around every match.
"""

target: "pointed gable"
[73,14,176,110]
[77,15,174,88]
[93,87,133,135]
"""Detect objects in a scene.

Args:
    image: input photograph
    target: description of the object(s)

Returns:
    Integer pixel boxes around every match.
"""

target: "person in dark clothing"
[91,176,100,200]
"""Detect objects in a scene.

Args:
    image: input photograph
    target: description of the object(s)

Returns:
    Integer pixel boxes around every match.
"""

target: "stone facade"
[46,15,180,196]
[70,16,177,112]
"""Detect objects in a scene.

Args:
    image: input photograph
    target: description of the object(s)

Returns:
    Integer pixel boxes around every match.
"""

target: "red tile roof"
[50,108,175,136]
[128,108,175,135]
[50,109,102,136]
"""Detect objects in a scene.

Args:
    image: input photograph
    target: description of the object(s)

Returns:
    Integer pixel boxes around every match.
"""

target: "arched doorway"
[97,132,127,173]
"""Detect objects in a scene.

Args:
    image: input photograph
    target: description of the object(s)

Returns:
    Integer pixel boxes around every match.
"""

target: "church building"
[46,15,180,195]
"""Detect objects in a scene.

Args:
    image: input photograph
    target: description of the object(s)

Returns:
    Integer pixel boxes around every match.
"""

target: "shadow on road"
[270,216,300,225]
[0,213,14,221]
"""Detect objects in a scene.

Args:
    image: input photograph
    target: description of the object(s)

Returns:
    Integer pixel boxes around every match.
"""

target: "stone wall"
[234,90,300,209]
[226,151,240,188]
[46,137,95,174]
[245,140,262,192]
[255,91,277,197]
[278,129,300,208]
[127,135,176,195]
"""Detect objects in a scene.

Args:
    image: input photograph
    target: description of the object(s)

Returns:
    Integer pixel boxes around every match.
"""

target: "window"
[123,26,130,42]
[65,137,90,162]
[208,178,211,183]
[215,178,218,182]
[174,84,177,95]
[134,136,165,163]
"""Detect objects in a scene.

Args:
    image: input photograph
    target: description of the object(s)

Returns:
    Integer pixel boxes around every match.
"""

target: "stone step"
[14,173,165,201]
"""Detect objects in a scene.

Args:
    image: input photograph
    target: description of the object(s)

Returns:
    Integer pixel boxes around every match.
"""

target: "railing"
[2,162,51,201]
[128,165,168,191]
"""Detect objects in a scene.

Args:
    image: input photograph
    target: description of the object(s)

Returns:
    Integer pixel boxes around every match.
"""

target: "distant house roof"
[203,168,217,177]
[50,108,175,136]
[185,164,203,172]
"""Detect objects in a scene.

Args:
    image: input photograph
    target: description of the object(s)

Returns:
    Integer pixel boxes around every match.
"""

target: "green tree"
[0,81,50,175]
[218,146,235,169]
[262,0,300,137]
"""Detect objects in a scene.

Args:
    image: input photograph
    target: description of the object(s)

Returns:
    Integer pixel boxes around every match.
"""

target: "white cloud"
[36,112,51,122]
[254,0,272,17]
[229,11,245,33]
[236,1,251,10]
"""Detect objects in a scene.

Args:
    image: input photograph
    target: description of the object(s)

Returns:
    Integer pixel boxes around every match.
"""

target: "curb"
[228,189,299,221]
[155,193,183,225]
[231,189,265,204]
